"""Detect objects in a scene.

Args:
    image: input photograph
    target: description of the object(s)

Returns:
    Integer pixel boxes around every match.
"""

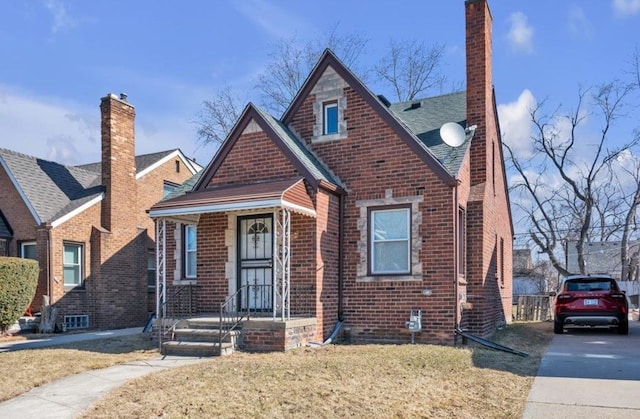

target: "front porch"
[158,314,319,356]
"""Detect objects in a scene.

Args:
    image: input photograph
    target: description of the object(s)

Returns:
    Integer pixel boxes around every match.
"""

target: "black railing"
[219,285,250,350]
[158,284,198,352]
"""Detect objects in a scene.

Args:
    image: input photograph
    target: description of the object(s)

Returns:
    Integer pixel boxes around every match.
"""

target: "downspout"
[338,192,345,322]
[453,181,461,337]
[45,223,53,304]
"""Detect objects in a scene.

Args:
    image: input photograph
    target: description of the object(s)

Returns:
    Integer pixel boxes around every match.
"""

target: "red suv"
[553,274,629,335]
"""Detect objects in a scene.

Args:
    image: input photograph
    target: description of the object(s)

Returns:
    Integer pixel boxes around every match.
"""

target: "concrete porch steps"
[161,318,242,357]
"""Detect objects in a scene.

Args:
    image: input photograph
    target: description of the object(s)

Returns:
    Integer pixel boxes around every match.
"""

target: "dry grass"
[0,333,158,402]
[83,322,552,419]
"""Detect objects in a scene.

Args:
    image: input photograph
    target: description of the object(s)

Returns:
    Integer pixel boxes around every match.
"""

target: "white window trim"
[370,208,411,275]
[356,191,423,282]
[63,242,83,287]
[323,101,339,135]
[20,241,36,259]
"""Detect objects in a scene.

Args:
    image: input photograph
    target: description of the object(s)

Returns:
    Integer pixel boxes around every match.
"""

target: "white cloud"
[497,89,537,159]
[43,0,76,34]
[506,12,534,54]
[0,85,211,167]
[230,0,311,39]
[568,5,594,38]
[613,0,640,16]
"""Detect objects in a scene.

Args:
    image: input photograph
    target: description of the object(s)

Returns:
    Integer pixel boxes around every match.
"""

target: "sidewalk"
[0,329,209,419]
[0,327,143,352]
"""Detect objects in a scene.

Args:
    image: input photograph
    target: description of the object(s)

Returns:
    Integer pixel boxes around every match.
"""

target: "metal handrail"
[158,285,196,352]
[219,285,250,350]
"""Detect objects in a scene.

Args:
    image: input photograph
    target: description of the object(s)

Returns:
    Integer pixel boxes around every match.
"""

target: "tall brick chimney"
[100,93,137,233]
[465,0,496,187]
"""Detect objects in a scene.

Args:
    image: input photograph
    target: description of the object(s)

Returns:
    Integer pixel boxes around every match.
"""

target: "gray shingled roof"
[162,170,204,200]
[388,91,472,176]
[253,105,343,188]
[0,148,103,224]
[76,149,176,175]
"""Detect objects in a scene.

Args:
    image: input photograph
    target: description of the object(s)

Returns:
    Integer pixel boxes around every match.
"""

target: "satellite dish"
[440,122,466,147]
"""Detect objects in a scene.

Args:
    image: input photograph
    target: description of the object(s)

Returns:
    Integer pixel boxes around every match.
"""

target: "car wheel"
[617,319,629,335]
[554,320,564,334]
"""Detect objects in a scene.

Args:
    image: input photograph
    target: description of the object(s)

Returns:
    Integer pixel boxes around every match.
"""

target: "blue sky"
[0,0,639,168]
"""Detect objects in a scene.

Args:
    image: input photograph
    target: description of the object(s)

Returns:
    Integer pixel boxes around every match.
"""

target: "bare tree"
[258,28,369,116]
[195,32,451,147]
[374,39,447,102]
[505,82,639,277]
[196,85,245,146]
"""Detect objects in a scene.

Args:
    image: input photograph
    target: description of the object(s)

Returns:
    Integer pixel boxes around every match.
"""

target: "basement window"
[64,314,89,330]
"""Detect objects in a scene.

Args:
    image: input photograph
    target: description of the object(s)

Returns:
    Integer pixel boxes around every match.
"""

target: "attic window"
[323,101,338,135]
[175,160,180,173]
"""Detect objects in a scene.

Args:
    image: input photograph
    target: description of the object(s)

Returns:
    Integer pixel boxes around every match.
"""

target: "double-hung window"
[63,243,83,286]
[184,225,197,278]
[370,207,410,275]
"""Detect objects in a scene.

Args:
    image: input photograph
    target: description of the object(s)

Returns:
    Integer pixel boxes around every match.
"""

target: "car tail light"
[557,294,572,300]
[609,293,625,299]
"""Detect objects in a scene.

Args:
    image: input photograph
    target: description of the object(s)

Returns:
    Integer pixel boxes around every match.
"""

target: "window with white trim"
[369,207,411,275]
[323,101,338,135]
[63,243,83,286]
[20,241,37,260]
[184,225,197,278]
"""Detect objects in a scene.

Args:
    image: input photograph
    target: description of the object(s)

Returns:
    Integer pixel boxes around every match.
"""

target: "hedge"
[0,257,39,332]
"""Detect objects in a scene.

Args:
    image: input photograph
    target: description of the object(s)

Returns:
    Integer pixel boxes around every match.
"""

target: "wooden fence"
[513,295,553,321]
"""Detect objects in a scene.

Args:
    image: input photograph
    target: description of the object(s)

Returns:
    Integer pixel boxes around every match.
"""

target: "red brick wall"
[193,212,228,312]
[462,0,514,336]
[288,85,458,344]
[100,95,137,233]
[137,156,193,238]
[208,128,300,187]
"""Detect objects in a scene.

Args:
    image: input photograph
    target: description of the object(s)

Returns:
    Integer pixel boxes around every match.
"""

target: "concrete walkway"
[0,329,209,419]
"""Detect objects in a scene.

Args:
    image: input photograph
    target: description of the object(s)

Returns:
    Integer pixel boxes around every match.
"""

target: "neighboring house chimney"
[465,0,495,187]
[100,93,137,233]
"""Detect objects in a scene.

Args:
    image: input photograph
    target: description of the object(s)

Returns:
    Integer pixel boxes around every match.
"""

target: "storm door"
[238,214,273,311]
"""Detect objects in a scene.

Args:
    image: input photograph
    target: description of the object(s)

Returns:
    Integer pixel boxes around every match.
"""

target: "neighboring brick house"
[150,0,512,348]
[0,93,201,330]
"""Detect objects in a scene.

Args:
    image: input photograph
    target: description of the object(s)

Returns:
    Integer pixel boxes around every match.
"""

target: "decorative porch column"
[155,218,167,320]
[274,208,291,320]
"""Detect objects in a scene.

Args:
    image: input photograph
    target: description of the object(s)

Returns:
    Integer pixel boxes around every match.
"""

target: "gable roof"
[76,149,201,179]
[0,148,102,225]
[0,147,200,227]
[194,103,343,192]
[282,49,460,183]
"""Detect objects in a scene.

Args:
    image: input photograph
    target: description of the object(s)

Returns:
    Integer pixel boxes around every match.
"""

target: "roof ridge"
[391,90,465,106]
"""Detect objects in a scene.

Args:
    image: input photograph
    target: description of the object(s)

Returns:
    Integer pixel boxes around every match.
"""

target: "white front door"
[238,214,273,311]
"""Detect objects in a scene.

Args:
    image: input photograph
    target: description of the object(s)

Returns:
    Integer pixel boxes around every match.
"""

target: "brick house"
[0,93,201,330]
[150,0,512,349]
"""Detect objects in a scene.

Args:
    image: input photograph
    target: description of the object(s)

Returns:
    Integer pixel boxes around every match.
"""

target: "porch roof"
[149,178,316,219]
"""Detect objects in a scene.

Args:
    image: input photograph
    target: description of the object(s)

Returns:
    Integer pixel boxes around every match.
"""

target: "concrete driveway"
[523,320,640,418]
